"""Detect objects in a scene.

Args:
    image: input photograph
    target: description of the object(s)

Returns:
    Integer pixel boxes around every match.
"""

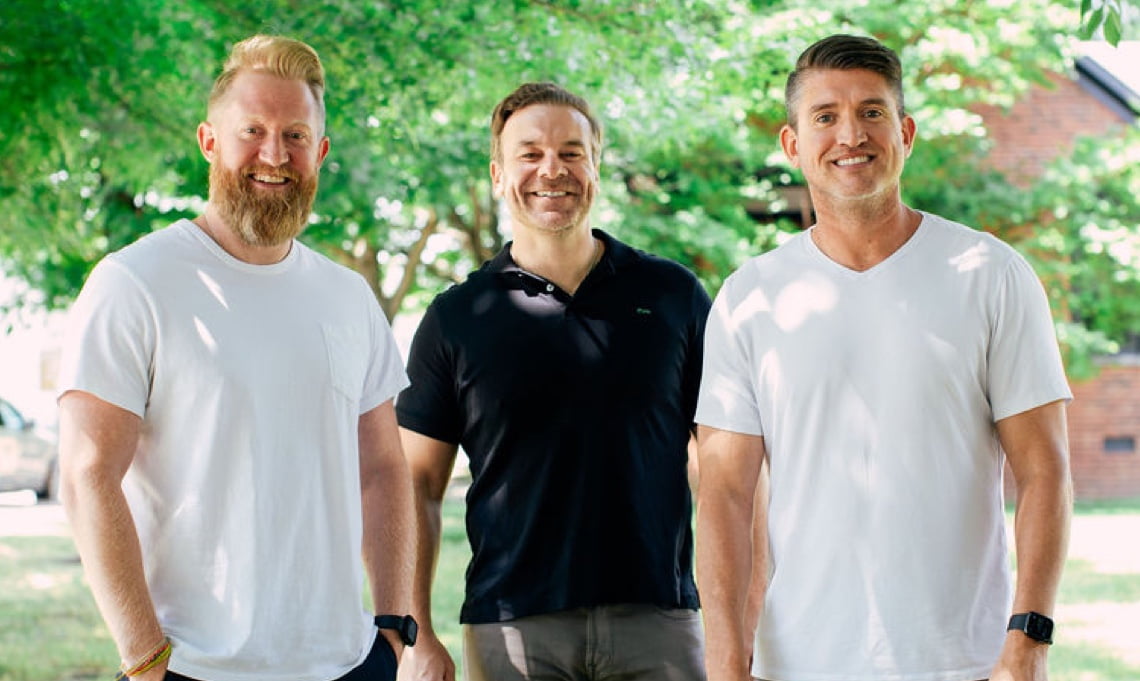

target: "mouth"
[247,169,295,186]
[834,155,872,167]
[531,190,572,198]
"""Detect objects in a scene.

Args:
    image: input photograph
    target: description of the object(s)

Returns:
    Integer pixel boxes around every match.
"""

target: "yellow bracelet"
[114,637,172,680]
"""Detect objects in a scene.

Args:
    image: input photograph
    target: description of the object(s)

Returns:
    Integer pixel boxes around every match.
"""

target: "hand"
[989,632,1049,681]
[378,628,406,664]
[397,631,455,681]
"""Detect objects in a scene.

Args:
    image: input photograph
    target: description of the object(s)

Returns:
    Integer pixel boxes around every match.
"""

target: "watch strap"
[375,614,418,646]
[1007,611,1054,644]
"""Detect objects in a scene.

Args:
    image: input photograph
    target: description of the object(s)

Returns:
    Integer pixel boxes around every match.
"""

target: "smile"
[835,156,871,167]
[250,174,290,184]
[533,191,570,197]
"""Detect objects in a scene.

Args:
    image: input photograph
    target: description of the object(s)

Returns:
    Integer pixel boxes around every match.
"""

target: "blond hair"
[208,35,326,124]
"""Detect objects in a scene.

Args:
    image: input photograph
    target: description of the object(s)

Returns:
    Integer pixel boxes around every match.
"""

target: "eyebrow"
[808,97,892,115]
[516,139,588,150]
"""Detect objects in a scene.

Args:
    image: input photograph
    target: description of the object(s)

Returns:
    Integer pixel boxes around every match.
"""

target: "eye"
[286,131,307,140]
[814,113,834,124]
[519,152,541,160]
[864,109,884,119]
[561,151,583,160]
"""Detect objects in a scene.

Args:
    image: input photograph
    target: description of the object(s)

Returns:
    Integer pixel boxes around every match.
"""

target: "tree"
[1078,0,1140,44]
[4,0,1139,376]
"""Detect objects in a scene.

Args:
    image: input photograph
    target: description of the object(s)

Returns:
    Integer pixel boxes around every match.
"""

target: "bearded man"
[57,35,416,681]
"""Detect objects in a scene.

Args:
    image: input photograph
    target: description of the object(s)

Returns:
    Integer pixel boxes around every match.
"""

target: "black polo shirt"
[397,229,710,624]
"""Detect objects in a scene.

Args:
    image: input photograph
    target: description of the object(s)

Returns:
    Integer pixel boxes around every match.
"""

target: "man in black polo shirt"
[396,82,710,681]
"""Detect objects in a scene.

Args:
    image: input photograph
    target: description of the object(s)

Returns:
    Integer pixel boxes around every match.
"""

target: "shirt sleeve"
[986,252,1073,421]
[359,277,410,414]
[694,276,765,436]
[56,258,155,417]
[395,299,463,444]
[681,276,713,426]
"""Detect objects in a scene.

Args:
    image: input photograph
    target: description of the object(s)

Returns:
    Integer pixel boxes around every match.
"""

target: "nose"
[836,115,868,147]
[259,135,289,166]
[538,153,567,179]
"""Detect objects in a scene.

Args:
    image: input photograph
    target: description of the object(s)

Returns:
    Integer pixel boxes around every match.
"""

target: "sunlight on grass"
[2,498,1138,680]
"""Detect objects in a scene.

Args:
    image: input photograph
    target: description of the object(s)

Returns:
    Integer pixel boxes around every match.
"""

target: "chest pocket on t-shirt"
[321,323,368,406]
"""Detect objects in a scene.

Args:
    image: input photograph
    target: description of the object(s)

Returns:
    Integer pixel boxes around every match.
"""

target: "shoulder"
[603,232,704,292]
[719,231,811,294]
[915,212,1026,272]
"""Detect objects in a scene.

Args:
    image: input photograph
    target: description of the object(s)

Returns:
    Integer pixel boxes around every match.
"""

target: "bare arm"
[59,391,168,679]
[696,425,767,681]
[397,427,459,681]
[687,433,768,650]
[360,401,417,660]
[990,399,1072,680]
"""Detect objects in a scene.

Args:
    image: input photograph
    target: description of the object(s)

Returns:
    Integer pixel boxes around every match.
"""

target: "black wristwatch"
[1007,611,1054,644]
[375,614,418,646]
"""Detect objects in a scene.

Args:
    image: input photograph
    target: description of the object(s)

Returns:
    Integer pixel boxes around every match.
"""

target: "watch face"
[1026,613,1053,640]
[403,615,419,645]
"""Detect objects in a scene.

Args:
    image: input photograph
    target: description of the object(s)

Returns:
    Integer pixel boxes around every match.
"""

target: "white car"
[0,397,58,499]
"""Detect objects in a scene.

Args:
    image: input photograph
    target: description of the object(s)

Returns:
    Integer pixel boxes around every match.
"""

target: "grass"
[0,537,116,681]
[2,497,1138,680]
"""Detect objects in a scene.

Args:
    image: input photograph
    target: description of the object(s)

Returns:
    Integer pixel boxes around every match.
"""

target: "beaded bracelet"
[114,636,172,680]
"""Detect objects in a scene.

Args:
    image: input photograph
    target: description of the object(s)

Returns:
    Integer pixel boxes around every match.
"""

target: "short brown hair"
[785,34,905,128]
[490,82,602,164]
[208,35,326,127]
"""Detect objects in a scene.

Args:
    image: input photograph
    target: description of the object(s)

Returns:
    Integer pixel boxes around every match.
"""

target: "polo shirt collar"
[486,229,634,277]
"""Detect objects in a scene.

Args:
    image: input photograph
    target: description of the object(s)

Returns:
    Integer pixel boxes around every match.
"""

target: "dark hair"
[785,34,904,128]
[490,82,602,164]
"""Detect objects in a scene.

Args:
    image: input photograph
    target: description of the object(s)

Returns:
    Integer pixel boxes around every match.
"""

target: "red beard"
[209,161,319,247]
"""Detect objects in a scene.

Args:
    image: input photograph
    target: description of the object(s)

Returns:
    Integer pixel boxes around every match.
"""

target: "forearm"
[62,464,163,665]
[362,461,415,617]
[409,493,444,635]
[696,484,756,679]
[1011,466,1072,616]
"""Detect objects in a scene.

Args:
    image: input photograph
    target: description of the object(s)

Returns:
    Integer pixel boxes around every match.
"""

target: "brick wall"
[972,72,1128,186]
[978,68,1140,501]
[1004,362,1140,502]
[1067,363,1140,499]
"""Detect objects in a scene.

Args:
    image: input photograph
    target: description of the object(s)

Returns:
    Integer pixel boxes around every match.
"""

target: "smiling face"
[198,70,329,249]
[780,68,915,207]
[490,103,599,237]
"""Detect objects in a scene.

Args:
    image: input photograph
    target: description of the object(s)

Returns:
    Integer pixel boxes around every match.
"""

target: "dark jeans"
[164,630,397,681]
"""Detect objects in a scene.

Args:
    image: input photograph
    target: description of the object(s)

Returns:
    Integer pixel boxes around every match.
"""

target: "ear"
[316,135,330,168]
[901,114,917,158]
[197,122,217,163]
[779,124,801,168]
[490,159,503,199]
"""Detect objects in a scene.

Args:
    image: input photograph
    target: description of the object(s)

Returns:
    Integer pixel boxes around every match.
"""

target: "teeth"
[534,191,568,197]
[252,174,287,184]
[835,156,870,167]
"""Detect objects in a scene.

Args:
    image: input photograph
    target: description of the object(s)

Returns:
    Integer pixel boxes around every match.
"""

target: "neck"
[810,194,920,272]
[510,226,602,295]
[194,207,292,266]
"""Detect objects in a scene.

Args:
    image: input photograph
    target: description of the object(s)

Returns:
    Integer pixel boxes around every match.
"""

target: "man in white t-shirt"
[695,34,1072,681]
[57,35,416,681]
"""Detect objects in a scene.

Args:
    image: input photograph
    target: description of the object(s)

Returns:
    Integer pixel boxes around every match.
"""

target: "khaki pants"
[463,604,705,681]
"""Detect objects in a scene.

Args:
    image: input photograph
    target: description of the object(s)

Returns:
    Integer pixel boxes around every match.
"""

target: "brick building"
[978,44,1140,501]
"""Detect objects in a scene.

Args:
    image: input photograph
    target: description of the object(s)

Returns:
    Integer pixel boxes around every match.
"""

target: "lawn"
[2,497,1138,680]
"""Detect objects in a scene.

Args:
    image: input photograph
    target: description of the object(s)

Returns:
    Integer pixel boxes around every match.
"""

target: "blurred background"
[1,0,1138,678]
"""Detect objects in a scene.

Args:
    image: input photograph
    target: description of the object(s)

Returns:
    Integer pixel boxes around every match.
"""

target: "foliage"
[1078,0,1140,44]
[3,0,1140,375]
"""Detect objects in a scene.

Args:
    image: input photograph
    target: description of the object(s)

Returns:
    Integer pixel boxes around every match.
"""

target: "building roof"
[1076,41,1140,120]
